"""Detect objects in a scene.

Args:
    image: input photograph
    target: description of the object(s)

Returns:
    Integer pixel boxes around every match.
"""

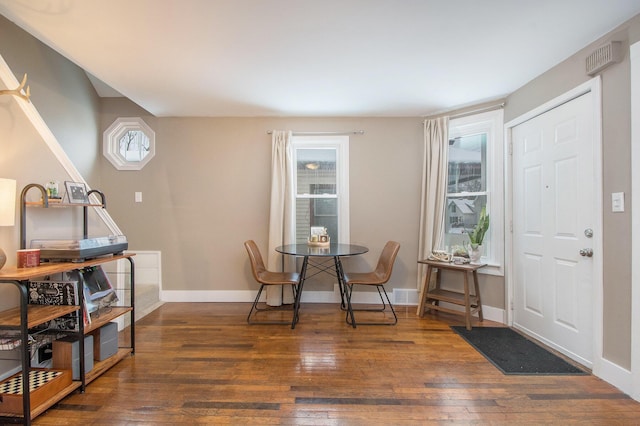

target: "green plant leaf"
[468,206,490,245]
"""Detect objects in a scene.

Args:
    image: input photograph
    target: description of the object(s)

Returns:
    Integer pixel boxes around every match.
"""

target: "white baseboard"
[393,288,420,305]
[427,300,505,324]
[595,357,633,397]
[161,290,255,302]
[160,287,505,324]
[160,289,343,303]
[160,286,401,304]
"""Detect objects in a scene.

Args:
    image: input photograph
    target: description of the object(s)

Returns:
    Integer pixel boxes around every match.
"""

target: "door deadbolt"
[584,228,593,238]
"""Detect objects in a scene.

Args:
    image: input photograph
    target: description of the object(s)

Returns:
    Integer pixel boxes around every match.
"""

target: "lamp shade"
[0,178,17,226]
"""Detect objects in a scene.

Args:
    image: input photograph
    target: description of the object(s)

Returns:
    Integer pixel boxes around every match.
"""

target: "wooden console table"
[417,259,486,330]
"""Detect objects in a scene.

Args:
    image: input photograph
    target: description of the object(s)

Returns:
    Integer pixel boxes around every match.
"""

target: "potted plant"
[465,206,489,263]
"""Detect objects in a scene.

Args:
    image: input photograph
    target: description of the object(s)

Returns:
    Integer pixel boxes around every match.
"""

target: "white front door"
[511,91,596,367]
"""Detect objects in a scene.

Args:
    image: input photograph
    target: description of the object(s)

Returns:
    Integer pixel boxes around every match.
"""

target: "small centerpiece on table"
[308,226,330,247]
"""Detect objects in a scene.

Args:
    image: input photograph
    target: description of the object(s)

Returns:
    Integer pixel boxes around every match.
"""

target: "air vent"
[586,41,623,76]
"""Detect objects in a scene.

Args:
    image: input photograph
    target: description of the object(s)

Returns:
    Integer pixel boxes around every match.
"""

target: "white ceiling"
[1,0,640,117]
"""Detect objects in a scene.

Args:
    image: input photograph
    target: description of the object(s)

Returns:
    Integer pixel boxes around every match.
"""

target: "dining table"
[275,243,369,328]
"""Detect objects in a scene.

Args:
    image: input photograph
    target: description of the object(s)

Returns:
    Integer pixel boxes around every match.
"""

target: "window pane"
[295,197,338,243]
[448,133,486,193]
[444,194,487,252]
[296,149,336,195]
[119,130,150,162]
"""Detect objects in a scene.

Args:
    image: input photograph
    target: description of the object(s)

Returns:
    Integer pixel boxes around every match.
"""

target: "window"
[118,130,150,162]
[292,136,349,243]
[445,110,503,274]
[103,117,155,170]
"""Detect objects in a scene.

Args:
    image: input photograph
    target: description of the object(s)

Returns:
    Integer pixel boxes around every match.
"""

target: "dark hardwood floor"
[32,302,640,425]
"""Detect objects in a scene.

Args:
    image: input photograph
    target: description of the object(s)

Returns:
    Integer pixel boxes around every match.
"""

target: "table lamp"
[0,178,17,270]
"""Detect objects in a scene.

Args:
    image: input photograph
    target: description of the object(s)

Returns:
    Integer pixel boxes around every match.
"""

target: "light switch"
[612,192,624,212]
[135,192,142,203]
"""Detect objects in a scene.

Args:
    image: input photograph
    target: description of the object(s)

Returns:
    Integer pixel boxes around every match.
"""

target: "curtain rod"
[267,130,364,136]
[423,102,505,121]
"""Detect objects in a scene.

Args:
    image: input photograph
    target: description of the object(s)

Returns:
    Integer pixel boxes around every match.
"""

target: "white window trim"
[292,135,350,243]
[449,110,504,276]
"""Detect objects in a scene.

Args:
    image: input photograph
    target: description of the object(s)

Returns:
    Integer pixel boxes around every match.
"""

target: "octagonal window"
[104,117,155,170]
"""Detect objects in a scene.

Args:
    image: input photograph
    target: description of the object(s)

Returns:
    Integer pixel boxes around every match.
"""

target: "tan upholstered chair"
[244,240,300,325]
[343,241,400,327]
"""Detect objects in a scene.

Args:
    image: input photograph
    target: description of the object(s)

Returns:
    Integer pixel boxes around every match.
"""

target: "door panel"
[523,254,543,316]
[512,92,594,365]
[554,258,578,330]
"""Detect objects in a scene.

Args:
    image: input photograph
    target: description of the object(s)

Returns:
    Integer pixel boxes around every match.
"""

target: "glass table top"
[275,243,369,257]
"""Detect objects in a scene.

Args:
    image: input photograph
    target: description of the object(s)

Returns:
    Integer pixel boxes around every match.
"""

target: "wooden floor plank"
[31,302,640,424]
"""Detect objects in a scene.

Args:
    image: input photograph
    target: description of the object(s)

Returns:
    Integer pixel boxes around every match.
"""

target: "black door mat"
[451,326,588,375]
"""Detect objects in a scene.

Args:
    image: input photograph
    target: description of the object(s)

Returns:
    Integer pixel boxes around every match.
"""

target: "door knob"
[579,248,593,257]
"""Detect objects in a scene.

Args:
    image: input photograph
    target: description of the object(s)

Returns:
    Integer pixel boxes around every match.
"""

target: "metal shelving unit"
[0,184,134,425]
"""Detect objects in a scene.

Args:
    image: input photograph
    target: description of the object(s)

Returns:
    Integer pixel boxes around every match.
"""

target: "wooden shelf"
[0,329,133,420]
[85,307,132,334]
[25,201,104,208]
[0,348,130,420]
[85,348,132,385]
[0,305,79,329]
[0,304,132,334]
[0,380,82,420]
[0,254,134,281]
[0,369,79,418]
[30,381,82,418]
[426,288,480,307]
[424,289,481,317]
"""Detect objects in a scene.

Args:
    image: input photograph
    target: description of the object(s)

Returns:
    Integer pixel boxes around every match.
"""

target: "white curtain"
[266,130,296,306]
[417,117,449,313]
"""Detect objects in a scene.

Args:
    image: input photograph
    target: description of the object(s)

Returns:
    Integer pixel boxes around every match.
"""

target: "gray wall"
[0,15,106,311]
[96,114,427,293]
[0,15,102,186]
[96,108,506,307]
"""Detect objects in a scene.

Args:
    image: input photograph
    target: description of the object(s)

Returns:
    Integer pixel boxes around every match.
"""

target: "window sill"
[476,260,504,277]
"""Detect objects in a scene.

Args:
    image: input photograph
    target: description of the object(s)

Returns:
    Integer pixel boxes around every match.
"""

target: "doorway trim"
[630,41,640,401]
[504,77,603,375]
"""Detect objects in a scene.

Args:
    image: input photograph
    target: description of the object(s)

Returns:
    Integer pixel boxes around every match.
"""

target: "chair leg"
[247,285,297,325]
[246,284,265,323]
[378,285,398,325]
[345,284,398,326]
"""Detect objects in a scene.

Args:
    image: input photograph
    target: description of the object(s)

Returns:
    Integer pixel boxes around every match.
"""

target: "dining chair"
[244,240,301,325]
[343,241,400,327]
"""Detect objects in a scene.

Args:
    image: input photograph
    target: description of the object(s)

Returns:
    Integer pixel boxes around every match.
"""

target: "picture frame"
[64,181,89,204]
